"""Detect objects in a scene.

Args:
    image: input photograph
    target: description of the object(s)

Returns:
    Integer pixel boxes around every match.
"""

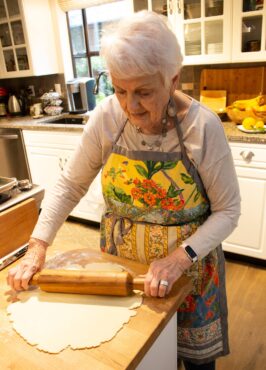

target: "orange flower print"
[143,192,156,206]
[131,188,143,200]
[133,178,141,185]
[161,198,184,211]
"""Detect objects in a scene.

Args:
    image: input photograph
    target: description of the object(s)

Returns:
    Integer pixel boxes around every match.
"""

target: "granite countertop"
[222,121,266,144]
[0,114,265,144]
[0,114,86,132]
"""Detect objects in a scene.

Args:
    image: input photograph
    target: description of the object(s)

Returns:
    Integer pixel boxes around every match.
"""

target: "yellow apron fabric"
[100,120,229,363]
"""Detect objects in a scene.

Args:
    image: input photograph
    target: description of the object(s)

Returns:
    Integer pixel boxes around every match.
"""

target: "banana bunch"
[232,95,264,111]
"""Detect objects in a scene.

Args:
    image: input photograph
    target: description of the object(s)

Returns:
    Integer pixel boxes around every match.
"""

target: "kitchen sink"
[43,116,85,125]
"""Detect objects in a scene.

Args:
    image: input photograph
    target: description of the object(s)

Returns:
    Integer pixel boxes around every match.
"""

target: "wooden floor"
[52,220,266,370]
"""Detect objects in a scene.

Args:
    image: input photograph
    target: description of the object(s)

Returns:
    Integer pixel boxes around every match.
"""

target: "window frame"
[67,9,100,78]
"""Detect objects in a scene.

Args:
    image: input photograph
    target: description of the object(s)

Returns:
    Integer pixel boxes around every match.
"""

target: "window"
[67,1,132,103]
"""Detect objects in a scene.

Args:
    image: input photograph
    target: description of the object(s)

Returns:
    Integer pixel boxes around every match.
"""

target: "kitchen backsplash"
[0,73,68,111]
[0,61,265,114]
[179,62,266,101]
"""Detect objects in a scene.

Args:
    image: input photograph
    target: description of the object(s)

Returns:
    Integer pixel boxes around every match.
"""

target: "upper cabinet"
[0,0,59,78]
[232,0,266,62]
[173,0,266,65]
[175,0,232,65]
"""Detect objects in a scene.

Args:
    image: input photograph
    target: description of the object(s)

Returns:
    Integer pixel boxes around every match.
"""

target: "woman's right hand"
[7,238,48,291]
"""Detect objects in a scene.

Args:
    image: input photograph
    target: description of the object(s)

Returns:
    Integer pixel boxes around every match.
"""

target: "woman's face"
[112,73,177,134]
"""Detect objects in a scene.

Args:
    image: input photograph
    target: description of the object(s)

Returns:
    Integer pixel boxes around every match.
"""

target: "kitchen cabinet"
[22,130,104,223]
[0,0,58,78]
[232,0,266,62]
[174,0,232,64]
[223,142,266,260]
[132,0,177,28]
[174,0,266,65]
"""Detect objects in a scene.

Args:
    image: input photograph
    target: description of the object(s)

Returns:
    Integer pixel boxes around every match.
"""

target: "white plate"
[237,124,266,133]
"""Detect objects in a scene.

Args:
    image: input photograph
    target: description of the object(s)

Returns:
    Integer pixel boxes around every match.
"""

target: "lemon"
[255,120,264,129]
[242,117,256,130]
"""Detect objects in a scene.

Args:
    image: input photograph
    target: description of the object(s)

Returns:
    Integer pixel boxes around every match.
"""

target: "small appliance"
[66,77,96,113]
[8,95,21,115]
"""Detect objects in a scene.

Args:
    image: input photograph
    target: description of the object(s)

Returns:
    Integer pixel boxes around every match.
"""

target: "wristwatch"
[181,244,198,263]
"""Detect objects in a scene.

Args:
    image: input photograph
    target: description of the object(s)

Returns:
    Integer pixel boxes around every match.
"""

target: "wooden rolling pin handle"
[132,276,145,292]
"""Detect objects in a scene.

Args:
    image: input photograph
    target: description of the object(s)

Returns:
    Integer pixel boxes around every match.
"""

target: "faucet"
[93,71,114,95]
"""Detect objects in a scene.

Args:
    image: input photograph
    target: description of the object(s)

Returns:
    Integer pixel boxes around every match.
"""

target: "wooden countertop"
[0,114,265,144]
[0,246,192,370]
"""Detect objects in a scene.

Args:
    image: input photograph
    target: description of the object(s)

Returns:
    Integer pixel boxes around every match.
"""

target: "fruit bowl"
[253,109,266,123]
[226,106,260,124]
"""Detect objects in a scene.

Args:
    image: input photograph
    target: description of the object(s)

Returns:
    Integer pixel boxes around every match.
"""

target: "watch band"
[181,244,198,263]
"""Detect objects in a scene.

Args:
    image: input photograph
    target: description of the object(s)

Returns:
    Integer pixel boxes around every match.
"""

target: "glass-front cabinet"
[0,0,30,74]
[0,0,58,78]
[232,0,266,62]
[174,0,232,65]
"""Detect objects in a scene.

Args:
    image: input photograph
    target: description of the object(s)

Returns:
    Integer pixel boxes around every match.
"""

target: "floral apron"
[100,117,229,364]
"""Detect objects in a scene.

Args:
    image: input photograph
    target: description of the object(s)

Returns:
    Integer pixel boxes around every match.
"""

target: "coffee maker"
[66,77,96,113]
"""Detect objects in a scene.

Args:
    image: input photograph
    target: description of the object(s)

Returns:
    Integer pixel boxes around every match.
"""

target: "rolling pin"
[30,269,145,296]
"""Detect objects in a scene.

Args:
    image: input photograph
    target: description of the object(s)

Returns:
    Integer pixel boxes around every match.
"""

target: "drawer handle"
[240,150,254,162]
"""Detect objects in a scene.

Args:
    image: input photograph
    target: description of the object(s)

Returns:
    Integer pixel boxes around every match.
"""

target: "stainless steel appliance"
[7,95,21,115]
[66,77,96,113]
[0,128,31,181]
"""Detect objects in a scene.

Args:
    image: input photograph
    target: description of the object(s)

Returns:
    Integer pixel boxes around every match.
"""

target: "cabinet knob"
[240,150,254,162]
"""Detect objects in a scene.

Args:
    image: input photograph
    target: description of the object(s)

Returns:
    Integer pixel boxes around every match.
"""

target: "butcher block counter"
[0,245,192,370]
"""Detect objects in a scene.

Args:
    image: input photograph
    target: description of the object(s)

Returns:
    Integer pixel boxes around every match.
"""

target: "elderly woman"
[8,11,240,370]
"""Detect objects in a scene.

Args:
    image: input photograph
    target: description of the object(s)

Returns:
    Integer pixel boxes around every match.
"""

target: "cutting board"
[200,90,227,113]
[200,67,266,105]
[0,247,192,370]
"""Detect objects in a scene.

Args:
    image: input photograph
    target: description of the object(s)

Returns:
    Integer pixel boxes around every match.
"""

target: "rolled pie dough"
[7,263,142,353]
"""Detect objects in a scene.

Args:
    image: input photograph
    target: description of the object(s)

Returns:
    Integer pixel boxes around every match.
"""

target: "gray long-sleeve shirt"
[32,94,241,259]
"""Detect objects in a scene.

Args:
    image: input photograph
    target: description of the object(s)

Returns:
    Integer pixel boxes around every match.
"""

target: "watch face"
[185,245,197,260]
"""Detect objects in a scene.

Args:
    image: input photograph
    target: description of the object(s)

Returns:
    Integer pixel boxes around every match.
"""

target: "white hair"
[100,11,183,87]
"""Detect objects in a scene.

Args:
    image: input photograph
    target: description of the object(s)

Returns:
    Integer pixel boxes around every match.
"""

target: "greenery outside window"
[67,1,131,103]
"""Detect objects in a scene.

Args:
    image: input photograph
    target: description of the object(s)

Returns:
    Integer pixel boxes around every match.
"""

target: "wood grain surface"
[0,247,192,370]
[0,198,38,258]
[200,67,266,105]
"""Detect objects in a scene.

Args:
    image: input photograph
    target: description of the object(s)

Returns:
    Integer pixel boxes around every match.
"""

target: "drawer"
[229,143,266,169]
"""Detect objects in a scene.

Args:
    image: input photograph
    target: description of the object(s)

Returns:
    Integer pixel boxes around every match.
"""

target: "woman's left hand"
[144,247,193,297]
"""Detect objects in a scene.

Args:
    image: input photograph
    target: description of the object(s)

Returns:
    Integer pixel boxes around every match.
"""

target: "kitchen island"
[0,246,192,370]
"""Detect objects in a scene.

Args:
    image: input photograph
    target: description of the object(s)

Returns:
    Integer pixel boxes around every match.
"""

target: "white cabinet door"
[174,0,232,65]
[0,0,58,78]
[23,130,104,222]
[223,143,266,260]
[232,0,266,62]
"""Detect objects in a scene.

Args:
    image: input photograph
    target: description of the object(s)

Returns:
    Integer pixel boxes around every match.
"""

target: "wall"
[0,73,68,111]
[179,61,266,102]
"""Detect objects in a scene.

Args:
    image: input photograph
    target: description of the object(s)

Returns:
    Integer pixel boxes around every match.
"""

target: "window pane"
[0,23,11,47]
[74,57,89,77]
[3,49,16,71]
[16,47,29,70]
[68,10,86,55]
[91,56,113,104]
[86,1,131,53]
[205,20,223,54]
[6,0,20,17]
[11,20,25,45]
[184,0,201,20]
[0,0,7,20]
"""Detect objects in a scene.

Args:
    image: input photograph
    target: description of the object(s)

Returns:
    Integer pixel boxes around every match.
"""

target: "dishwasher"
[0,128,31,181]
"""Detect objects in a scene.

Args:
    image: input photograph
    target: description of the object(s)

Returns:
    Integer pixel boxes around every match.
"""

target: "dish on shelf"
[237,125,266,133]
